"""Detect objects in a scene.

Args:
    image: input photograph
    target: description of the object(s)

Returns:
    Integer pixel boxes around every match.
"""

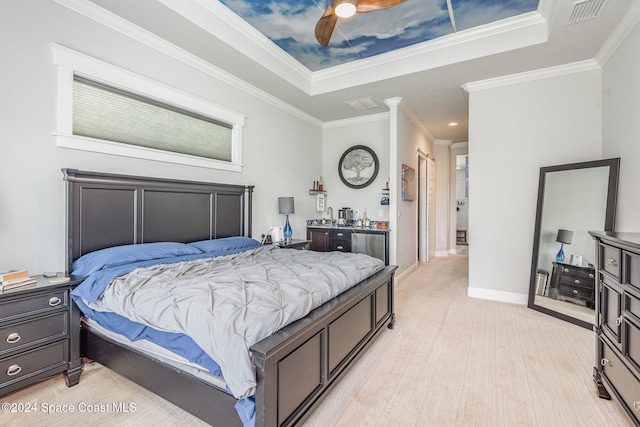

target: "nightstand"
[549,262,595,308]
[0,275,82,397]
[275,239,312,250]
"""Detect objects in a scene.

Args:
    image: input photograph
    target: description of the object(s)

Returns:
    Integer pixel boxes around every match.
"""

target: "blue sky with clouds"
[219,0,539,71]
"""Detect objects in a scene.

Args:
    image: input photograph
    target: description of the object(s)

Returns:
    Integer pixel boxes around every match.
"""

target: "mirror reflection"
[528,159,620,329]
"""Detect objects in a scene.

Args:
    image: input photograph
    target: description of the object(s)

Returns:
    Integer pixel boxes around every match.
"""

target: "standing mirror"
[528,158,620,329]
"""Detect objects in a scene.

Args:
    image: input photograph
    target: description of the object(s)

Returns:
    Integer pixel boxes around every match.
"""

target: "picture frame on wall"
[338,145,379,189]
[402,164,415,201]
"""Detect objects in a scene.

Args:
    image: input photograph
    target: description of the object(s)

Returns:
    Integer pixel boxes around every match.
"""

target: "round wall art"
[338,145,379,189]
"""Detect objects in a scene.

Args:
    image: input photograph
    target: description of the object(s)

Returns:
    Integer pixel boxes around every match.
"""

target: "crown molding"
[452,142,469,149]
[53,0,323,128]
[323,112,390,129]
[595,0,640,66]
[462,59,600,93]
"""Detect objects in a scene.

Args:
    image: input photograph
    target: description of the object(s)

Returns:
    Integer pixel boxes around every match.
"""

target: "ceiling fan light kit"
[315,0,407,46]
[335,0,358,19]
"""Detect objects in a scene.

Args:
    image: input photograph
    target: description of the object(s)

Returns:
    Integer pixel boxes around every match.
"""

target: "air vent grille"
[567,0,608,25]
[345,97,378,111]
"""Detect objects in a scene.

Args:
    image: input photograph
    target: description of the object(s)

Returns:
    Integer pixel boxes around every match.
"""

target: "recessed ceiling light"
[448,122,458,126]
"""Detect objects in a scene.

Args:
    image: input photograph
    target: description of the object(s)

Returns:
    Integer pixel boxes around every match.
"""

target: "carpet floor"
[2,255,632,426]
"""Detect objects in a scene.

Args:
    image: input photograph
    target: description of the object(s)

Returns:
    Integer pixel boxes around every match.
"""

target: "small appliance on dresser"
[590,231,640,426]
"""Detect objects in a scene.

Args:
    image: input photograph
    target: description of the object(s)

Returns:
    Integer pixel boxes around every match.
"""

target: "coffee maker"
[338,208,354,225]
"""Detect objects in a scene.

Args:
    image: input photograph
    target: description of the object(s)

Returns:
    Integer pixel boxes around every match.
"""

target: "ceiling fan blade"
[357,0,407,13]
[315,5,339,47]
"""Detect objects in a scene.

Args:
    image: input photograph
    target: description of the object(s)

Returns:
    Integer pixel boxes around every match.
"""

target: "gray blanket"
[84,245,384,398]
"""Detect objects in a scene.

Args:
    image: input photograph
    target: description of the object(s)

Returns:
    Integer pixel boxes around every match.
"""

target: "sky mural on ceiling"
[218,0,540,71]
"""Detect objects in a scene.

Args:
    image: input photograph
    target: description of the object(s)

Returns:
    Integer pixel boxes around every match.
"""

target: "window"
[52,44,245,171]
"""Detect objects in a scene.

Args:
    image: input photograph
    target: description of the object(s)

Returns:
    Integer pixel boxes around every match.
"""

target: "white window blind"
[73,76,233,162]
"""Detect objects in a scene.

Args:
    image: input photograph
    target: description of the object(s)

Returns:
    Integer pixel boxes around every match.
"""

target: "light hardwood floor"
[2,255,632,426]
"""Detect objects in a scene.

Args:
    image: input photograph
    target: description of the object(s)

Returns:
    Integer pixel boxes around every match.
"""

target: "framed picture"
[338,145,379,189]
[402,164,416,201]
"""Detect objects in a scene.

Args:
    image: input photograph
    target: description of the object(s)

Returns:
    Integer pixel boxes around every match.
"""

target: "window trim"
[52,43,245,172]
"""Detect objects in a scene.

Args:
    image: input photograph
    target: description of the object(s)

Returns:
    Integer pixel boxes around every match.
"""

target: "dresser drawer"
[627,251,640,292]
[557,274,593,289]
[0,340,68,389]
[0,290,68,323]
[601,340,640,424]
[601,243,622,279]
[0,312,68,356]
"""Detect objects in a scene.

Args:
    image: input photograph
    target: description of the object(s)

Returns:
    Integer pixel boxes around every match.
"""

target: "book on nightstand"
[0,269,37,291]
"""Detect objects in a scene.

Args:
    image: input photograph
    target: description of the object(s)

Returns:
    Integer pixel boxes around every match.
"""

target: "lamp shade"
[556,229,573,244]
[278,197,294,215]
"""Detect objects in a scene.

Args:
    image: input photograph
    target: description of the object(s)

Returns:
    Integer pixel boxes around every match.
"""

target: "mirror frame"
[527,158,620,329]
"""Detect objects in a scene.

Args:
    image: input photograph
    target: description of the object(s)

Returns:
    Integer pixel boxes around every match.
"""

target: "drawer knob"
[563,268,569,273]
[6,332,20,344]
[606,258,618,267]
[573,289,579,295]
[49,296,62,306]
[601,358,610,366]
[7,364,22,376]
[634,401,640,411]
[589,273,594,278]
[574,279,581,285]
[336,246,343,250]
[616,315,623,327]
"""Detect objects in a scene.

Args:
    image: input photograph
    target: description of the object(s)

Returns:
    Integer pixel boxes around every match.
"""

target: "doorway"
[418,154,436,262]
[455,155,469,254]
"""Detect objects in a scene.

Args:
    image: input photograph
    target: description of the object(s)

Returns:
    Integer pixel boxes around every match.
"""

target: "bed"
[63,168,397,427]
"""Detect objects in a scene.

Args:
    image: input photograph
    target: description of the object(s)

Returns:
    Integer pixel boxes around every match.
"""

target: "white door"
[419,156,436,262]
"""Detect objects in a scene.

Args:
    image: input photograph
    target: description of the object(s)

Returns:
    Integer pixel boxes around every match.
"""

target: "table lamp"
[278,197,294,243]
[555,229,573,262]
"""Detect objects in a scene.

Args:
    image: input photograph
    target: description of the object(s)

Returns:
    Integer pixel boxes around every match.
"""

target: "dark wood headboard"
[63,169,253,275]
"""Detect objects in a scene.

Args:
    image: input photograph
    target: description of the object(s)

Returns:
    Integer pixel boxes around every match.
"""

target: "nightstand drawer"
[0,312,68,355]
[0,340,68,389]
[0,290,68,322]
[558,284,594,300]
[558,274,593,288]
[558,264,595,281]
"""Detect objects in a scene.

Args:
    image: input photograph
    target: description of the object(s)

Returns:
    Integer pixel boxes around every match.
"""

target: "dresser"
[550,262,595,308]
[590,231,640,426]
[0,275,82,397]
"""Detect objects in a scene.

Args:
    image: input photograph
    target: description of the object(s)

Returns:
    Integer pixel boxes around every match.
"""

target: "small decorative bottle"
[318,176,323,191]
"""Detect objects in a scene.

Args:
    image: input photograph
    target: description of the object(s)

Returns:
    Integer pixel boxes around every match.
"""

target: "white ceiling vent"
[567,0,608,25]
[345,97,378,110]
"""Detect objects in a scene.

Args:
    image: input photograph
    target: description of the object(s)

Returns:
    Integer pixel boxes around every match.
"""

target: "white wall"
[602,19,640,231]
[0,1,322,274]
[433,141,451,256]
[322,115,391,223]
[466,69,603,302]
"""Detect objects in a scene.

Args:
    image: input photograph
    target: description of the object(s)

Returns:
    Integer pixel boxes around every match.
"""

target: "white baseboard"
[396,262,418,284]
[435,250,449,257]
[467,286,528,305]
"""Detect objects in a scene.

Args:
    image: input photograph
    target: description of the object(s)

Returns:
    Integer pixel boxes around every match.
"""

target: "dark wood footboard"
[251,265,397,427]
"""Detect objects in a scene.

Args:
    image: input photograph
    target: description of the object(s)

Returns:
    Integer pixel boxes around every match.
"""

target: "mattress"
[81,318,228,391]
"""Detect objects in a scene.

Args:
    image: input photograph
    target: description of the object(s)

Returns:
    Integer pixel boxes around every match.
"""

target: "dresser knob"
[7,364,22,376]
[606,258,618,267]
[49,296,62,306]
[573,289,579,295]
[601,358,610,366]
[6,333,20,344]
[574,279,581,285]
[616,315,624,327]
[563,268,570,273]
[634,401,640,411]
[589,273,594,278]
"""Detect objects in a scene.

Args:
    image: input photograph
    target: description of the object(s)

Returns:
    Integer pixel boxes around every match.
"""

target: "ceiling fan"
[315,0,407,46]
